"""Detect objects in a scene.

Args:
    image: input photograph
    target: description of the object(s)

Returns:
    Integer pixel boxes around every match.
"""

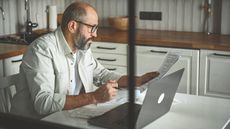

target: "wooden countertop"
[1,27,230,59]
[95,27,230,51]
[0,43,27,60]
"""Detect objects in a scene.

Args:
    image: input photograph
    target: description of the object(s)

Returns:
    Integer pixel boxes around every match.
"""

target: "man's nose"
[91,31,97,37]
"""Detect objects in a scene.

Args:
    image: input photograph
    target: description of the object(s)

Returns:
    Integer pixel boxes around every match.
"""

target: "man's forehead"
[84,8,98,24]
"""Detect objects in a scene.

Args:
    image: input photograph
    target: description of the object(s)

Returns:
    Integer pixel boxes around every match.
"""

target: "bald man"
[10,2,159,119]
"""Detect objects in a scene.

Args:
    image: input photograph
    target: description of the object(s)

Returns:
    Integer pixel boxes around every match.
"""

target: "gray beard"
[74,32,91,50]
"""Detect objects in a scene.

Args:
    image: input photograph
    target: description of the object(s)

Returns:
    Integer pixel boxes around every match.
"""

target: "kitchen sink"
[0,36,28,45]
[0,33,41,45]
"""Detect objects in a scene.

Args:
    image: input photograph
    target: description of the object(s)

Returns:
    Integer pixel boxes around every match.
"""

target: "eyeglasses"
[74,20,98,33]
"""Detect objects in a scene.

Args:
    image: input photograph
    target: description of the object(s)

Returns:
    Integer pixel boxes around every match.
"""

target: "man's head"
[61,2,98,51]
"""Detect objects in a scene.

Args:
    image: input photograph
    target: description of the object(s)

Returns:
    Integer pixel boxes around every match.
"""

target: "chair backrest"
[0,74,19,113]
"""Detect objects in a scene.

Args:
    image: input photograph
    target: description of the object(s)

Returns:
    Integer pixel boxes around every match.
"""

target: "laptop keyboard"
[88,102,142,129]
[115,103,141,127]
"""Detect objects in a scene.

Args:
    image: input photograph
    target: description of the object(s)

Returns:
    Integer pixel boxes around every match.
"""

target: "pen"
[94,79,121,90]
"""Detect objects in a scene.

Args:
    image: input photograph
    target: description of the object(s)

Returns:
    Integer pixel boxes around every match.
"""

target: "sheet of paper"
[137,52,180,92]
[153,51,180,81]
[68,105,106,119]
[68,89,128,119]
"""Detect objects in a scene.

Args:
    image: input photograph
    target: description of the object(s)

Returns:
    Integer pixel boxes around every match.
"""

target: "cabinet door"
[0,60,3,77]
[91,42,128,75]
[199,50,230,99]
[136,46,199,94]
[1,55,22,112]
[3,54,23,76]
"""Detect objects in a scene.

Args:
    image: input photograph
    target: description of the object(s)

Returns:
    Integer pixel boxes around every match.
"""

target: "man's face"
[73,8,98,50]
[74,27,93,50]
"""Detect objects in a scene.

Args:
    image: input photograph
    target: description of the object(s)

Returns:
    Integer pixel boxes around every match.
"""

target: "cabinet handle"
[96,46,116,50]
[97,58,117,62]
[107,68,117,71]
[213,53,230,57]
[11,59,22,63]
[150,50,167,54]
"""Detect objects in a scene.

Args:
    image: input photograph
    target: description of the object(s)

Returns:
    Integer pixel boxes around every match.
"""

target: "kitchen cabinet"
[199,49,230,99]
[91,42,127,75]
[3,54,23,76]
[136,46,199,94]
[91,42,200,94]
[0,60,3,77]
[2,54,23,101]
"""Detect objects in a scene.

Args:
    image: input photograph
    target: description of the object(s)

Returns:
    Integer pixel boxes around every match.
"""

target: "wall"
[0,0,65,35]
[0,0,229,35]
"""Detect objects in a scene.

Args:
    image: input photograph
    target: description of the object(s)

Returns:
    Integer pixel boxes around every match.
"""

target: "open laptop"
[88,68,184,129]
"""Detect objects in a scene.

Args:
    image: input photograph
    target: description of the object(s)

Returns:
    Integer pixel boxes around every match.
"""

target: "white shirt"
[68,52,83,95]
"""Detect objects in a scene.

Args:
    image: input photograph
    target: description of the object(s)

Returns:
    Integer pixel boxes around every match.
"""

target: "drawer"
[93,53,127,66]
[91,42,127,55]
[103,65,127,75]
[3,54,23,76]
[136,45,169,55]
[136,45,196,56]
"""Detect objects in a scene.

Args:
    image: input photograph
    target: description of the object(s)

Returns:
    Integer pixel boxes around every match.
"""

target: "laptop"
[88,68,184,129]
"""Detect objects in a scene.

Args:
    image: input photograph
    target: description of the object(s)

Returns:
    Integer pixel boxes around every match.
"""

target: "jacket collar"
[55,27,73,56]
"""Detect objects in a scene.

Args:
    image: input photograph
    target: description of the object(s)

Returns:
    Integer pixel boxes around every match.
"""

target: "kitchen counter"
[1,27,230,59]
[95,27,230,51]
[0,43,27,60]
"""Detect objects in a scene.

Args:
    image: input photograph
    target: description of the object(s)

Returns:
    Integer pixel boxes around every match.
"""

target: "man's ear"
[67,20,77,33]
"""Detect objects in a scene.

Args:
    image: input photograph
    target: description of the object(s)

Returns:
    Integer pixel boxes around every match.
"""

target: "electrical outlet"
[139,11,162,21]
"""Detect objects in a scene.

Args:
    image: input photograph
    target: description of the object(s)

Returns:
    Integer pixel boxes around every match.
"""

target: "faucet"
[0,6,5,21]
[25,0,38,34]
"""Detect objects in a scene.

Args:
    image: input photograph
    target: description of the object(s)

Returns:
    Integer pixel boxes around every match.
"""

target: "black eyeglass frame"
[74,20,98,33]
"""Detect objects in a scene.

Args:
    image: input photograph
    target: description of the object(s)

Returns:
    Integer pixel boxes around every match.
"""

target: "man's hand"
[117,71,159,88]
[136,71,160,86]
[93,80,118,103]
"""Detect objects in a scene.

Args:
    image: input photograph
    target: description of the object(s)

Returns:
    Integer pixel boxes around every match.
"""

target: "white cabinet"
[91,42,127,75]
[0,60,3,77]
[136,46,199,94]
[3,54,23,76]
[91,42,200,95]
[199,49,230,99]
[0,54,22,113]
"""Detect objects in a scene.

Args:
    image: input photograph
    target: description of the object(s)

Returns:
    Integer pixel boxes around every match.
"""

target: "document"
[68,105,107,119]
[138,52,180,92]
[153,51,180,80]
[68,90,128,119]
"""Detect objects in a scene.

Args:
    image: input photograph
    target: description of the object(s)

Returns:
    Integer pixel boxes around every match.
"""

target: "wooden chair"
[0,74,19,113]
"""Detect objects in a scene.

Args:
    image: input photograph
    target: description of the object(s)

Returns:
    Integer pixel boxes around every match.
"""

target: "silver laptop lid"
[136,68,184,129]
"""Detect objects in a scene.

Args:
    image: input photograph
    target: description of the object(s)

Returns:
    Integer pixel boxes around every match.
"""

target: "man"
[10,2,159,119]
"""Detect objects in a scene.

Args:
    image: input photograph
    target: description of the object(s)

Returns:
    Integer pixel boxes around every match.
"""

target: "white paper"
[137,52,180,92]
[155,52,180,80]
[68,89,145,118]
[68,105,106,119]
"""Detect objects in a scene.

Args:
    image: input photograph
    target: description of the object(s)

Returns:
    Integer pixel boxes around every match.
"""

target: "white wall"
[0,0,229,35]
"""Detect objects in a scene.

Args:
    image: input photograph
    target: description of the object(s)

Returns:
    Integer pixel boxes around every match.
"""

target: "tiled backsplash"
[0,0,229,35]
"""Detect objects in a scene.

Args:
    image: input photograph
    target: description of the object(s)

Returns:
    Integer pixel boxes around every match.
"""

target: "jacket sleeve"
[92,56,123,85]
[22,41,66,115]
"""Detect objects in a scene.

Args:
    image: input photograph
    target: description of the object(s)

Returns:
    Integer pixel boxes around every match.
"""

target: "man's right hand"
[93,80,118,103]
